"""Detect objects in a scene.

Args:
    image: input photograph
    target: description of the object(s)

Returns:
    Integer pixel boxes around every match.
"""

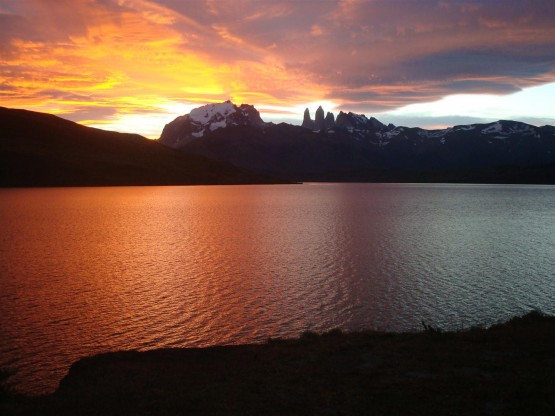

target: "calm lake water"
[1,183,555,394]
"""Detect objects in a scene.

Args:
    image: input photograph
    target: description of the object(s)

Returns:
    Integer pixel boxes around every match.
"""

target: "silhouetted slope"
[0,107,279,187]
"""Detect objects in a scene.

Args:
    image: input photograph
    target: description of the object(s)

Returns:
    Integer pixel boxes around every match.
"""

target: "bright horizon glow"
[379,83,555,128]
[83,84,555,139]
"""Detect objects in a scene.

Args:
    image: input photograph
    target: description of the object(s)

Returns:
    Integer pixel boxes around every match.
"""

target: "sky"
[1,0,555,138]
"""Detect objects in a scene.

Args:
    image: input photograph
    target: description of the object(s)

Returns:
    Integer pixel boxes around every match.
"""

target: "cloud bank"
[1,0,554,136]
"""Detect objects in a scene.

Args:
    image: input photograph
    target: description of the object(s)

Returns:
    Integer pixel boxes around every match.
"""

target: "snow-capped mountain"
[159,101,264,148]
[158,101,555,183]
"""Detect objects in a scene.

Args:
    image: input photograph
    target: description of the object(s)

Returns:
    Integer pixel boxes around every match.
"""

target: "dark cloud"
[0,84,16,91]
[38,89,96,101]
[436,80,520,95]
[397,48,555,84]
[0,13,32,44]
[188,0,555,112]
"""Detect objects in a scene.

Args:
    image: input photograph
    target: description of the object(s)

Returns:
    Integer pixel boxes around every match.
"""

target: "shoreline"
[3,311,555,415]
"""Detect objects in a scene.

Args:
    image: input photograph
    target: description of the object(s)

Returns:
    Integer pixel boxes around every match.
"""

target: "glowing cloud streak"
[0,0,554,136]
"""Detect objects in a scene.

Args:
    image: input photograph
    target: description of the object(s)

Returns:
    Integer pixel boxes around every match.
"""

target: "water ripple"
[1,184,555,394]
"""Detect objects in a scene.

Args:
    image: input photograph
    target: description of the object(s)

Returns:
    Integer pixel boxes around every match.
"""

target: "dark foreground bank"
[2,311,554,415]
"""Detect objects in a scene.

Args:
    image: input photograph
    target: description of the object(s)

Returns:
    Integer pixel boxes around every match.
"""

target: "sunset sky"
[1,0,555,138]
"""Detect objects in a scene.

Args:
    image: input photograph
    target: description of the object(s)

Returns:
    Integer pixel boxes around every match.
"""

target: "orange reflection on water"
[3,184,555,395]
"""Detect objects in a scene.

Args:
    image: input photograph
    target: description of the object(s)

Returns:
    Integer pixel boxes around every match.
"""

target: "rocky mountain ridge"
[158,101,555,183]
[159,101,264,148]
[302,106,389,134]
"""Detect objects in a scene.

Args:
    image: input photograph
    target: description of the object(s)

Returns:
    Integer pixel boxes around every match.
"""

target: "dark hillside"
[0,107,279,187]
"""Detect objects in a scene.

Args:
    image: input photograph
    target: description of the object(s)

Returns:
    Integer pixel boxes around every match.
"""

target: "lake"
[1,183,555,394]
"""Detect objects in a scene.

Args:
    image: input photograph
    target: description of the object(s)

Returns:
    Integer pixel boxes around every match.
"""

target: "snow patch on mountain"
[384,127,404,138]
[481,122,502,134]
[189,102,236,124]
[209,120,227,131]
[351,113,368,125]
[417,128,452,139]
[456,125,476,131]
[507,123,535,136]
[480,121,537,139]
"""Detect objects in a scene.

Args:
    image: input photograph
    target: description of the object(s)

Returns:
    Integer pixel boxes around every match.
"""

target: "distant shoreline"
[4,173,555,188]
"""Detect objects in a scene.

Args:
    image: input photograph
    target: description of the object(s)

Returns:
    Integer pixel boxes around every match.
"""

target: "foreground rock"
[3,312,554,415]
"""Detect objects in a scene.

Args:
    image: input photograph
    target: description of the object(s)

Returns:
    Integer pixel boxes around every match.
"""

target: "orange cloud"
[0,0,327,136]
[0,0,554,136]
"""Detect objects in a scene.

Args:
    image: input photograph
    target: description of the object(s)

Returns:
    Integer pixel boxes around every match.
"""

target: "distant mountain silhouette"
[0,107,279,187]
[160,102,555,184]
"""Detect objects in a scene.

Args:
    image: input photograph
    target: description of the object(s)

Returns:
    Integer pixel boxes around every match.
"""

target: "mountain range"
[2,102,555,187]
[0,107,278,187]
[159,101,555,183]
